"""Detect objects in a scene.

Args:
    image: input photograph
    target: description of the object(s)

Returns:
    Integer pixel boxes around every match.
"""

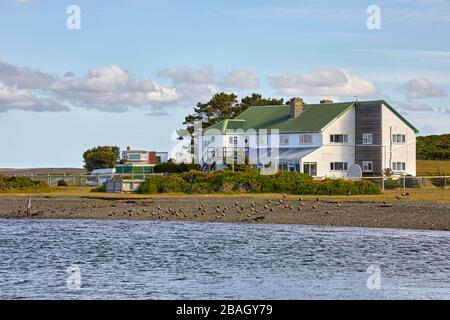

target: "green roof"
[204,100,419,134]
[205,102,354,133]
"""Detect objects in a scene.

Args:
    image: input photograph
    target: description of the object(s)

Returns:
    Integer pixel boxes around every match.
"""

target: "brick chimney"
[290,97,304,119]
[320,99,334,104]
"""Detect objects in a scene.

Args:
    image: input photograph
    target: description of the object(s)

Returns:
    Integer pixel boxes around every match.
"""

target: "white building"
[200,98,418,177]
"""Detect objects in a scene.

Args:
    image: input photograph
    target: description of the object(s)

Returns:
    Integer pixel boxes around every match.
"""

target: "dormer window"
[299,134,312,144]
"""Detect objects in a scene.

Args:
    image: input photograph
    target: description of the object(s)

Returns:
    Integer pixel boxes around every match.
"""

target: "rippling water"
[0,218,449,299]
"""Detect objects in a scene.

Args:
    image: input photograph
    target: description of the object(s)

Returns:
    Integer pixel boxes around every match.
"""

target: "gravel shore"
[0,195,449,231]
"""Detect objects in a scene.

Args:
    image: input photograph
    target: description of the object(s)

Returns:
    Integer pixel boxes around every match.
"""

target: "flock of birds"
[11,192,411,221]
[103,194,338,222]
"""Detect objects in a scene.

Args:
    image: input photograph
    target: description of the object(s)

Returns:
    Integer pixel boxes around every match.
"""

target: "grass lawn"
[417,160,450,176]
[1,185,449,202]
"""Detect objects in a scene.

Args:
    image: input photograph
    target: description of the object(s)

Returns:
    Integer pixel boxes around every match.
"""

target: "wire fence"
[7,172,450,191]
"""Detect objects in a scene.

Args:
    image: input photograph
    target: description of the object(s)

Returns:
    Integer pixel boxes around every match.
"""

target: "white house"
[200,98,418,177]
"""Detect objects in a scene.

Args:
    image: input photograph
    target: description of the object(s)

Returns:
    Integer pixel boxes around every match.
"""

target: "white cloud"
[0,60,54,90]
[0,60,178,113]
[398,99,435,111]
[157,65,259,104]
[269,68,377,97]
[222,69,258,89]
[50,65,178,112]
[403,77,447,99]
[0,83,68,113]
[157,65,214,85]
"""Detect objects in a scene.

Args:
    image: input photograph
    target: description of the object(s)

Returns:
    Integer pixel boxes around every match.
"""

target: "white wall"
[302,107,356,177]
[381,104,416,176]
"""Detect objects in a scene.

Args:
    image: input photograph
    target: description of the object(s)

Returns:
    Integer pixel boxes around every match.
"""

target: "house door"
[303,162,317,176]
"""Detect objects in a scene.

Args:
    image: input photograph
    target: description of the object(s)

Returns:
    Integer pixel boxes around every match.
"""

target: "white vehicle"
[86,168,116,186]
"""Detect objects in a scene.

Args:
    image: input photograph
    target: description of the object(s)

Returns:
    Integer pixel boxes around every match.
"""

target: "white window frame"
[392,134,406,144]
[392,162,406,172]
[280,135,290,146]
[127,153,145,161]
[362,161,373,172]
[299,134,313,145]
[330,134,348,144]
[229,136,238,145]
[330,162,349,171]
[362,133,373,145]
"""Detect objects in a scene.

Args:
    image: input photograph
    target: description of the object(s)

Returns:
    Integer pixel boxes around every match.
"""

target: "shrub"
[137,169,381,195]
[57,179,68,186]
[0,175,48,191]
[153,162,200,173]
[383,169,401,190]
[91,185,106,192]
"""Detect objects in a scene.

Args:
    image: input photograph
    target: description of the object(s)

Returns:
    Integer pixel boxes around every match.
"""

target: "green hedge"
[138,170,381,195]
[0,175,48,191]
[153,162,200,173]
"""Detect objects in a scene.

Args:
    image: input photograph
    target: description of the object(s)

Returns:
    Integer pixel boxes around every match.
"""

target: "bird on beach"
[283,194,287,199]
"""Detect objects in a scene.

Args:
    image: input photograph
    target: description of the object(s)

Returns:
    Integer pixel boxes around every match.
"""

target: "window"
[362,161,373,172]
[392,134,406,144]
[127,153,144,161]
[229,136,238,145]
[303,162,317,176]
[392,162,406,171]
[330,134,348,144]
[330,162,348,171]
[363,133,373,145]
[299,134,312,144]
[280,135,289,145]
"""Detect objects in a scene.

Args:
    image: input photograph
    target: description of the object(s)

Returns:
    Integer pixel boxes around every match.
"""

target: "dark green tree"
[83,146,120,172]
[183,92,284,134]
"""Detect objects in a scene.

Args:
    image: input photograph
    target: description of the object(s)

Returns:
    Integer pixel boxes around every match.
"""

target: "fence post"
[445,176,448,189]
[382,175,385,191]
[48,173,50,186]
[403,175,406,189]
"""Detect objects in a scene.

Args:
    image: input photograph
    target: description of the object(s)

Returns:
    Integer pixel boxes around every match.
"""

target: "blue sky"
[0,0,449,168]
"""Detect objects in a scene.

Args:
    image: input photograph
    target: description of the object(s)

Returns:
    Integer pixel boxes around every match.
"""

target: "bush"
[0,175,48,191]
[138,169,381,195]
[153,162,200,173]
[91,185,106,192]
[57,179,68,186]
[383,169,401,190]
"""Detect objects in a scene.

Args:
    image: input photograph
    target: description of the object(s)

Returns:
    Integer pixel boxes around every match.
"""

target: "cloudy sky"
[1,0,449,167]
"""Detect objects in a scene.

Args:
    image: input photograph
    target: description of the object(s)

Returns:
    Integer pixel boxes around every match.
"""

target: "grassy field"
[1,185,449,202]
[417,160,450,176]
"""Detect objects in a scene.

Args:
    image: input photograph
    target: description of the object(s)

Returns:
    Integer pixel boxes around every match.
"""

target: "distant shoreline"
[0,194,449,231]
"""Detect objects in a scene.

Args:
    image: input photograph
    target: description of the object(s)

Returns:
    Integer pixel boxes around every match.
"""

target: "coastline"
[1,192,449,231]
